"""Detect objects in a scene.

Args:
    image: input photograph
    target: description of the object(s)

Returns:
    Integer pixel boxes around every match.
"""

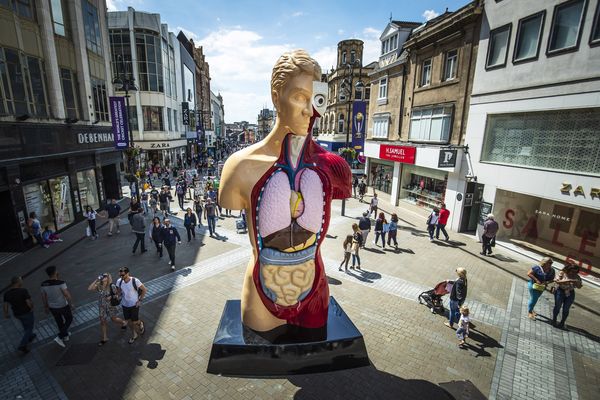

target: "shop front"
[493,189,600,283]
[368,159,394,195]
[398,165,448,210]
[0,122,123,251]
[138,139,187,168]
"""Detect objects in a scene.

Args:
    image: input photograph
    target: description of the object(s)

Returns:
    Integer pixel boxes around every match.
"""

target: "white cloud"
[337,29,345,35]
[176,26,200,42]
[359,27,382,65]
[313,46,337,72]
[106,0,144,12]
[291,11,306,17]
[423,9,440,21]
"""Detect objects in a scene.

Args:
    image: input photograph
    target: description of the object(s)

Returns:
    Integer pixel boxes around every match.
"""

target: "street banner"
[109,96,129,149]
[197,123,205,148]
[351,101,367,150]
[182,102,190,125]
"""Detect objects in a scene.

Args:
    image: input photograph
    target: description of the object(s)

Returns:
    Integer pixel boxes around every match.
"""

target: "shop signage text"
[560,183,600,199]
[438,149,457,168]
[182,102,190,126]
[109,96,129,149]
[77,132,114,144]
[379,145,416,164]
[150,143,170,148]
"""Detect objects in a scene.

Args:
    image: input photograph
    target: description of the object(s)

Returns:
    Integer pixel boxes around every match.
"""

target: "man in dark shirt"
[106,198,121,236]
[3,276,35,353]
[162,218,181,271]
[358,212,371,249]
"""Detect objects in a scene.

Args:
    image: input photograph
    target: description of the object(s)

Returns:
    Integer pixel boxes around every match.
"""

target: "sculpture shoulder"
[308,141,352,199]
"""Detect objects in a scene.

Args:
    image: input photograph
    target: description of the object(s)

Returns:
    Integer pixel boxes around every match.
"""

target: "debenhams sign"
[77,132,114,144]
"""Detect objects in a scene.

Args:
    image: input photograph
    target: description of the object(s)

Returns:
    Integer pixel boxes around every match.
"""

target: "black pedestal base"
[207,297,370,377]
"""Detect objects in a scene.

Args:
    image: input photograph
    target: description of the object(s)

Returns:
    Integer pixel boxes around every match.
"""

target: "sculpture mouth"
[258,249,316,307]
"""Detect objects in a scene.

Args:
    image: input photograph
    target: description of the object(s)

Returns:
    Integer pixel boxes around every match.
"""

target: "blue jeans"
[427,225,436,239]
[527,280,543,313]
[449,300,460,326]
[553,288,575,324]
[374,231,386,247]
[208,215,217,235]
[352,254,361,267]
[16,312,35,348]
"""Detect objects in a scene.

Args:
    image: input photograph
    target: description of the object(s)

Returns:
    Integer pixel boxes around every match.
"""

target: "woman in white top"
[427,209,440,241]
[84,205,98,240]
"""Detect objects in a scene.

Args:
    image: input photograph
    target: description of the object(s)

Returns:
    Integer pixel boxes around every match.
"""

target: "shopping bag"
[86,226,91,237]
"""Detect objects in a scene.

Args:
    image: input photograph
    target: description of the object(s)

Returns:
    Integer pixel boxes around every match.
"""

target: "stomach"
[259,259,316,307]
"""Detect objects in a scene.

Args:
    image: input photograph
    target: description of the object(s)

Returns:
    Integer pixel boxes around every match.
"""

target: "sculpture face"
[275,73,314,136]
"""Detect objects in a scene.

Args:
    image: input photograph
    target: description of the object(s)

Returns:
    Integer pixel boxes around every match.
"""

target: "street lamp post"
[113,55,139,197]
[340,60,364,217]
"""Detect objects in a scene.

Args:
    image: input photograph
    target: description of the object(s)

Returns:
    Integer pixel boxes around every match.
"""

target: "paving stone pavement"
[1,193,599,399]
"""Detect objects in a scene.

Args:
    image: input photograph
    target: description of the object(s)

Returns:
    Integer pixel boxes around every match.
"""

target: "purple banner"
[109,96,129,149]
[351,101,367,150]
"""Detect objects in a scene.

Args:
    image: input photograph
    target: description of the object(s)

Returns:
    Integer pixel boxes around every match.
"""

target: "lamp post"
[340,59,364,217]
[113,55,139,197]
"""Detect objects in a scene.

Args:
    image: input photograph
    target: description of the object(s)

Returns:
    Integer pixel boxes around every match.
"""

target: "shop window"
[409,106,453,143]
[549,204,574,233]
[514,11,545,63]
[91,77,109,122]
[399,167,447,209]
[143,106,164,131]
[136,31,164,93]
[51,0,66,37]
[372,115,389,139]
[60,68,79,120]
[370,163,394,194]
[23,181,55,232]
[420,59,431,87]
[481,108,600,175]
[82,0,102,55]
[77,169,99,210]
[49,176,75,229]
[575,210,600,238]
[547,0,586,54]
[443,49,458,81]
[486,24,511,69]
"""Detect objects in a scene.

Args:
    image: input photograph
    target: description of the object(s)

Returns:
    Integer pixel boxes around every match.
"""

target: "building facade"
[365,1,482,223]
[0,0,123,251]
[257,107,274,142]
[316,39,375,159]
[464,0,600,281]
[210,90,225,159]
[108,8,185,169]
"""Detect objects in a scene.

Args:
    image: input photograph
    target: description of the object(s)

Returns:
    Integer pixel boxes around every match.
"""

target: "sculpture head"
[271,50,322,136]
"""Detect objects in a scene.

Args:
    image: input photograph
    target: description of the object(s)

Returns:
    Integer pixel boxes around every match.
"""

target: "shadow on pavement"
[289,365,455,400]
[345,269,382,283]
[327,276,342,285]
[362,247,385,254]
[490,254,517,263]
[439,380,487,400]
[462,329,503,358]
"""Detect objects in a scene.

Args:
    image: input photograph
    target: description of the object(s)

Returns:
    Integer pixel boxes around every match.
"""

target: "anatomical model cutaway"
[219,50,351,332]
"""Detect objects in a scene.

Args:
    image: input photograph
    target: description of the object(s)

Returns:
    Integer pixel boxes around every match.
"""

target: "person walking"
[351,223,363,270]
[387,213,399,249]
[116,267,147,344]
[339,234,353,272]
[162,219,181,271]
[481,214,499,256]
[128,197,140,225]
[369,193,379,217]
[527,257,556,320]
[194,195,203,226]
[106,199,121,236]
[84,206,98,240]
[445,267,468,329]
[436,203,450,241]
[373,212,388,248]
[27,212,48,248]
[358,178,367,202]
[87,273,127,346]
[158,188,170,217]
[552,262,582,329]
[358,212,371,249]
[456,306,470,347]
[352,175,358,198]
[150,217,164,258]
[140,191,149,215]
[204,198,218,237]
[41,266,74,348]
[131,209,147,254]
[427,209,440,241]
[184,208,197,242]
[3,276,36,353]
[176,181,186,210]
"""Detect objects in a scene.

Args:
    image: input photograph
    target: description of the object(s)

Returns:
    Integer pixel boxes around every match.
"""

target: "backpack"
[176,185,184,195]
[118,277,143,298]
[109,284,121,306]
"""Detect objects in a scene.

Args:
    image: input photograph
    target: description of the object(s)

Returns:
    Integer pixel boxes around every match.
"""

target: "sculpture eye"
[314,94,325,107]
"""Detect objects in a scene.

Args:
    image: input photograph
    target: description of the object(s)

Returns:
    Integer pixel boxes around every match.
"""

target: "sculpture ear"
[271,90,279,110]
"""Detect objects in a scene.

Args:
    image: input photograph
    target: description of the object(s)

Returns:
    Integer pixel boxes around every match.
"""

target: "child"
[42,226,62,245]
[456,306,470,347]
[339,235,353,272]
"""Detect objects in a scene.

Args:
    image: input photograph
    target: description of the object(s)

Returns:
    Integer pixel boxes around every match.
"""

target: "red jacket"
[438,208,450,225]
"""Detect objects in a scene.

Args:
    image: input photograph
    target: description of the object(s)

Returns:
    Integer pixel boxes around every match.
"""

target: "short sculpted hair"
[271,50,322,97]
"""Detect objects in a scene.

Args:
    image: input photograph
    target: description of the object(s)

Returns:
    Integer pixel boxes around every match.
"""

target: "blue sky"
[108,0,468,122]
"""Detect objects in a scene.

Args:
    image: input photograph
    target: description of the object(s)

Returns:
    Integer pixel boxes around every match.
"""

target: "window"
[169,48,176,98]
[486,24,511,69]
[109,30,133,78]
[91,77,108,121]
[409,106,453,143]
[350,50,356,63]
[76,169,99,210]
[380,34,398,55]
[378,77,387,100]
[372,115,389,139]
[82,0,102,55]
[50,0,66,36]
[420,59,431,86]
[339,82,346,102]
[443,50,458,81]
[136,31,164,92]
[342,51,346,65]
[355,87,362,100]
[338,113,344,133]
[167,107,172,131]
[173,109,178,131]
[514,11,545,62]
[127,106,138,130]
[481,108,600,175]
[10,0,34,20]
[591,1,600,45]
[365,87,371,100]
[162,39,171,97]
[60,68,79,120]
[0,48,49,117]
[143,106,164,131]
[548,0,586,54]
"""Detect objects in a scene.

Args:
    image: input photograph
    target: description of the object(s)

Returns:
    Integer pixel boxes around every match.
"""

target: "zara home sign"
[379,145,416,164]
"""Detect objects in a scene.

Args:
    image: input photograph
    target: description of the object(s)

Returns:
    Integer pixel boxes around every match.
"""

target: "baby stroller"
[418,280,452,314]
[235,217,247,233]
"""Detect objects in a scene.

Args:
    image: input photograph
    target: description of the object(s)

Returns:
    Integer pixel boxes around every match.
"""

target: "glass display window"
[77,169,99,210]
[399,165,447,210]
[369,161,393,194]
[49,176,75,229]
[23,181,55,232]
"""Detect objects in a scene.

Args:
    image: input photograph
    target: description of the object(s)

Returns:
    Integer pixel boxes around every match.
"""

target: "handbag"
[351,240,359,252]
[532,282,546,291]
[86,226,92,237]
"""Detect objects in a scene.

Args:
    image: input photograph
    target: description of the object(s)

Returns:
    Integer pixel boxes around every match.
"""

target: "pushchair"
[418,280,452,314]
[236,217,247,233]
